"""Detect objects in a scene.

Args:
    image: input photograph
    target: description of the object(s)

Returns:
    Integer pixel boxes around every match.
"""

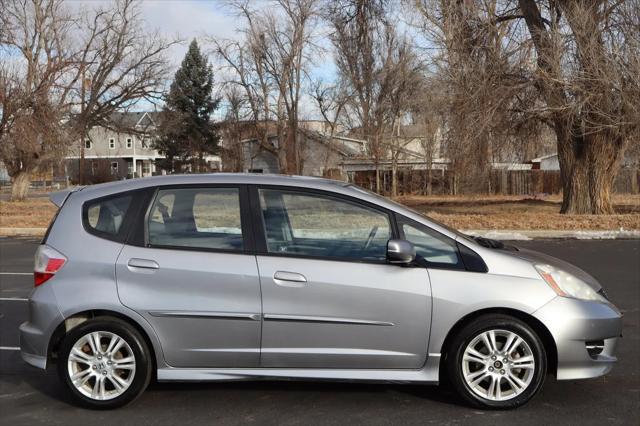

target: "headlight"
[534,264,607,302]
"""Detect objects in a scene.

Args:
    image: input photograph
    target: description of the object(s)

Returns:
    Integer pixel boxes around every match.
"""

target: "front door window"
[258,189,391,261]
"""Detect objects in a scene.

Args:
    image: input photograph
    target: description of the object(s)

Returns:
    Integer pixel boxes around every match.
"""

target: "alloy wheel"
[461,329,536,401]
[67,331,137,401]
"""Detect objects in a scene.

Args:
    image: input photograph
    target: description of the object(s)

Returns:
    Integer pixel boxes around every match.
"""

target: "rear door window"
[147,187,244,251]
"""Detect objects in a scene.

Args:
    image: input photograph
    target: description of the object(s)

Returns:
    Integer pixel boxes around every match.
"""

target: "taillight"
[34,245,67,287]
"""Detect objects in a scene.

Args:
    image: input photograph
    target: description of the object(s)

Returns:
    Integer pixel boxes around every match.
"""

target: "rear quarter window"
[83,193,134,241]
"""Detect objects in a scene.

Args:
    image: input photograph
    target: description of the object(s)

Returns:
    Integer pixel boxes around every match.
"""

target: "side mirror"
[387,239,416,265]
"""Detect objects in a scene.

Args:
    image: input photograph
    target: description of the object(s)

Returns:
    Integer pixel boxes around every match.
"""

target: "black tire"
[57,316,152,409]
[446,314,547,409]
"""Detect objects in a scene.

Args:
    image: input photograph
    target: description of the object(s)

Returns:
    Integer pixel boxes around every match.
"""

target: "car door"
[116,185,262,368]
[252,187,432,369]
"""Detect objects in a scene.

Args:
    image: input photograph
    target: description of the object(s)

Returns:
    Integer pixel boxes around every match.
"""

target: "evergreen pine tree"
[156,39,219,172]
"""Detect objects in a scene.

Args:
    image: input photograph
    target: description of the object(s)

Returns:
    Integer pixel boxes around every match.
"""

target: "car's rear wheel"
[57,316,152,409]
[447,314,547,409]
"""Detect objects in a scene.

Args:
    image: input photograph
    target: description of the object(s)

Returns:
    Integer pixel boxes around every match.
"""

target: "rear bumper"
[19,284,64,370]
[533,296,622,380]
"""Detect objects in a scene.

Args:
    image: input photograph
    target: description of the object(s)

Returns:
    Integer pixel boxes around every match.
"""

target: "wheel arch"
[47,309,160,373]
[438,307,558,377]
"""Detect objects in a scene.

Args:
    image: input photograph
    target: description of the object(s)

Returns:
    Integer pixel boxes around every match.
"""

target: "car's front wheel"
[447,314,547,409]
[57,316,152,409]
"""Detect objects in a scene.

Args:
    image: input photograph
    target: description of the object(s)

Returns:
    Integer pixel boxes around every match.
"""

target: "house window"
[85,140,92,149]
[109,138,115,149]
[142,162,151,176]
[126,138,133,149]
[142,138,150,148]
[111,162,119,173]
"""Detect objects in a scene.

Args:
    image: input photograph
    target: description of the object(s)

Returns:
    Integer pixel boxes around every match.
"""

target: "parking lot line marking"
[0,297,28,301]
[0,347,20,351]
[0,272,31,275]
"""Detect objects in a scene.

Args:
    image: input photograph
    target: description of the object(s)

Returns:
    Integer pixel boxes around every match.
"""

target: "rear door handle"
[128,258,159,270]
[273,271,307,287]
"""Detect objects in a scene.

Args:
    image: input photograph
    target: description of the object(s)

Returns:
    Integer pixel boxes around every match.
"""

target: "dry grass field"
[396,194,640,230]
[1,193,639,231]
[0,198,57,228]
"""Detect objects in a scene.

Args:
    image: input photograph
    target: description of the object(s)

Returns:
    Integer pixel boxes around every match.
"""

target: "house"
[530,150,640,171]
[530,153,560,171]
[240,127,367,178]
[339,124,450,179]
[64,112,165,182]
[0,162,10,183]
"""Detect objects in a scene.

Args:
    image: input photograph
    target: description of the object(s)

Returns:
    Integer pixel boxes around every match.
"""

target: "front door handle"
[128,258,159,270]
[273,271,307,287]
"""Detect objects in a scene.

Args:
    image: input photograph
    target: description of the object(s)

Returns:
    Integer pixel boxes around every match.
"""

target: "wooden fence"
[351,168,640,196]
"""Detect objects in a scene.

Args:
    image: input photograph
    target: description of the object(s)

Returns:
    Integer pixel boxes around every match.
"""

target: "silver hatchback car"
[20,174,622,409]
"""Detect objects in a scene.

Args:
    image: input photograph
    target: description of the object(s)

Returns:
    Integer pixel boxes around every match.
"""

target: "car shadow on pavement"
[3,350,463,410]
[145,379,463,406]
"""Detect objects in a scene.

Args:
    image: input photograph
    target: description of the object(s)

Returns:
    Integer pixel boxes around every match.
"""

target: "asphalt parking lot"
[0,237,638,426]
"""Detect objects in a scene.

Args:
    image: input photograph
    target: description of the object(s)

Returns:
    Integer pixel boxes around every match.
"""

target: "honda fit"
[20,174,622,409]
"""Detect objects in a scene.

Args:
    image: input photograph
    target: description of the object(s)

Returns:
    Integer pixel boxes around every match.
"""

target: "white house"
[530,153,560,171]
[65,112,164,181]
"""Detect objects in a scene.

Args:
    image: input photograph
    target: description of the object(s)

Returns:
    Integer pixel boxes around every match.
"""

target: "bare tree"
[310,79,349,141]
[213,0,318,174]
[328,0,403,192]
[413,0,537,195]
[517,0,640,213]
[219,87,246,172]
[0,0,174,198]
[309,78,350,171]
[413,0,639,211]
[412,79,446,195]
[69,0,175,184]
[214,36,277,169]
[0,0,77,200]
[383,36,425,196]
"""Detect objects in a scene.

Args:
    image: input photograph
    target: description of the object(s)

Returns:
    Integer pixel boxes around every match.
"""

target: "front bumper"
[19,284,64,370]
[533,296,622,380]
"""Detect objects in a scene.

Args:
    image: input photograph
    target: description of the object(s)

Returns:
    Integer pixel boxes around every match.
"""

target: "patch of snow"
[463,230,532,241]
[463,229,640,240]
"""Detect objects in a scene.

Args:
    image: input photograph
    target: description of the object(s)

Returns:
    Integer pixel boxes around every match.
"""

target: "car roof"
[79,173,349,193]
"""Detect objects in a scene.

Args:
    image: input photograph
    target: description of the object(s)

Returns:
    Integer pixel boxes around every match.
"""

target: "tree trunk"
[559,132,624,214]
[278,148,288,175]
[11,171,31,201]
[391,158,398,197]
[79,135,86,185]
[561,157,592,214]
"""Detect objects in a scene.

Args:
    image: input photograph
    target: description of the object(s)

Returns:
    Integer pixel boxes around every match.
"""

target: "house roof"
[106,111,161,130]
[299,128,365,157]
[240,128,367,158]
[347,124,435,140]
[530,153,558,162]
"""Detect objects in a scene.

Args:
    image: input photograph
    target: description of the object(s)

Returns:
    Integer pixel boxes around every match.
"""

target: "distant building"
[240,127,367,178]
[0,162,9,183]
[64,111,222,183]
[530,153,560,171]
[64,112,164,182]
